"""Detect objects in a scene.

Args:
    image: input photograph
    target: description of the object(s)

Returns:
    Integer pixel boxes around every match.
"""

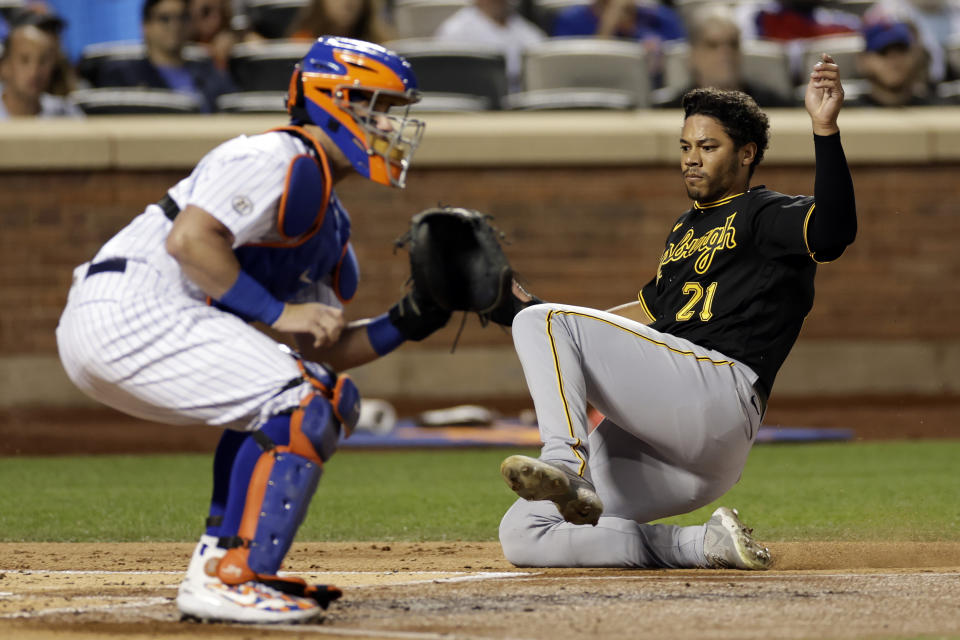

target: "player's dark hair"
[681,88,770,175]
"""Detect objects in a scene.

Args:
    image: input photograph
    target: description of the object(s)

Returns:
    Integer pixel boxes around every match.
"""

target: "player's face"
[680,114,752,203]
[305,97,398,175]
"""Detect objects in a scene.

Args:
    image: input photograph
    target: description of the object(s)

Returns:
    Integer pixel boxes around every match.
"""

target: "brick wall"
[3,162,957,359]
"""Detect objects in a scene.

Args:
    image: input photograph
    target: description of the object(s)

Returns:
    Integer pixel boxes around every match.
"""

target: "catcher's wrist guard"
[366,312,406,356]
[388,288,451,341]
[218,270,285,325]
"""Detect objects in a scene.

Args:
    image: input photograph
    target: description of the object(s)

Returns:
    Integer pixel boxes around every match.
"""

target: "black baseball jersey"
[639,187,823,396]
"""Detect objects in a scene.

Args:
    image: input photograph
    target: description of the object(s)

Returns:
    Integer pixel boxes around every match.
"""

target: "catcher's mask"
[286,36,425,188]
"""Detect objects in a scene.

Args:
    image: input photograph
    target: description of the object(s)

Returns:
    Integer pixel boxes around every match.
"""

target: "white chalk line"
[249,623,533,640]
[1,569,529,577]
[0,569,534,589]
[2,569,183,575]
[0,596,170,619]
[370,571,533,587]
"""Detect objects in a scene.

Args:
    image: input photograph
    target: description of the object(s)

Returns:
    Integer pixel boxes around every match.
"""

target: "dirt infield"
[2,541,959,639]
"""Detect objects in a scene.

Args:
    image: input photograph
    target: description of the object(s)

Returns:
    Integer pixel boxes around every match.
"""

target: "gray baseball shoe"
[703,507,772,570]
[500,454,603,526]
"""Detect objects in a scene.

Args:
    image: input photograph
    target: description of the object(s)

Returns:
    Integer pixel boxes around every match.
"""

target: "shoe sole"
[180,612,324,624]
[712,507,772,570]
[500,455,603,526]
[176,591,324,624]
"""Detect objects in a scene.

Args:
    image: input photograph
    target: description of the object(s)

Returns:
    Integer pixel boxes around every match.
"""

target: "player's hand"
[805,53,844,136]
[511,279,536,303]
[272,302,344,348]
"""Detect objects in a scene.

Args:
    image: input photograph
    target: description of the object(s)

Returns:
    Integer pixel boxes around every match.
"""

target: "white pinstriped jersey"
[56,131,345,430]
[95,132,342,306]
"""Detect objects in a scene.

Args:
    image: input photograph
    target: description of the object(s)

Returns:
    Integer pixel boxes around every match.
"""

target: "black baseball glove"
[394,206,543,328]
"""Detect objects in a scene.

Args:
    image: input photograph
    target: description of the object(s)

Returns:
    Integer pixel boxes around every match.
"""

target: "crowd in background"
[1,0,959,118]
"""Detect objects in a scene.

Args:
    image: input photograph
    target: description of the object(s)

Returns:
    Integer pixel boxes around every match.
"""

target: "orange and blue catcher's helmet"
[286,36,425,188]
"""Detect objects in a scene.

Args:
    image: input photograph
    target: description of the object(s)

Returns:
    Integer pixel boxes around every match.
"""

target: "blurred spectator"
[655,5,795,108]
[735,1,861,84]
[551,0,684,41]
[188,0,236,68]
[847,19,949,106]
[226,0,258,34]
[866,0,960,83]
[434,0,545,93]
[737,0,860,41]
[2,3,78,96]
[286,0,394,43]
[551,0,684,87]
[44,0,143,62]
[0,9,83,118]
[95,0,235,112]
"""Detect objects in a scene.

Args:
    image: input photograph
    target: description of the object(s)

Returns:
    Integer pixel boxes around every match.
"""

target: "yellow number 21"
[676,282,718,321]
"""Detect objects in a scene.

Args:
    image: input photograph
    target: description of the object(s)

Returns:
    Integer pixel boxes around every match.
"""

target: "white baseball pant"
[56,259,308,431]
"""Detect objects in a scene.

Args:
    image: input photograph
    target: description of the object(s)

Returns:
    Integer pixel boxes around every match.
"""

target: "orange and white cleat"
[177,576,327,624]
[176,535,340,623]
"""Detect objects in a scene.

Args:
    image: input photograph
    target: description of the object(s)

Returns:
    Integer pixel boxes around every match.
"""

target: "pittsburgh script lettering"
[658,213,738,280]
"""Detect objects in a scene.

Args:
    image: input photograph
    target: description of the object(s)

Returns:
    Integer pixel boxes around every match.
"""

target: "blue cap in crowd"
[863,21,914,53]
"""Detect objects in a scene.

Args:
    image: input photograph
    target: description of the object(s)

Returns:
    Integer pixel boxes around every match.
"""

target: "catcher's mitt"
[395,206,541,327]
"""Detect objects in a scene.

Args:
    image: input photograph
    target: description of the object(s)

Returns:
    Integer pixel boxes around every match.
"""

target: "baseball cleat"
[703,507,772,570]
[177,576,326,624]
[500,454,603,526]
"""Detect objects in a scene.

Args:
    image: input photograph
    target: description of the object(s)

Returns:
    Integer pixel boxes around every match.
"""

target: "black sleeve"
[806,132,857,261]
[638,277,658,321]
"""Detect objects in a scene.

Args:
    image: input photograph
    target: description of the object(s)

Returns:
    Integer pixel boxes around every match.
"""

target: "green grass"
[0,441,958,542]
[655,440,960,541]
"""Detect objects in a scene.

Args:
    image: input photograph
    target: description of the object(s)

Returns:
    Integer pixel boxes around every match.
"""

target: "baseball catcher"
[56,37,453,625]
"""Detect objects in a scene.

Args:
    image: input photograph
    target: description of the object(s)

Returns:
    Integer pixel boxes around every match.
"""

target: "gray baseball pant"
[499,304,764,568]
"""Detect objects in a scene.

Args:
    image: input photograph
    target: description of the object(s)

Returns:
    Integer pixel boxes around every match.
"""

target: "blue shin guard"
[216,393,342,605]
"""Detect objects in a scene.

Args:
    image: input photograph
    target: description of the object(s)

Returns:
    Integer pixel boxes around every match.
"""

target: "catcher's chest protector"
[231,128,359,305]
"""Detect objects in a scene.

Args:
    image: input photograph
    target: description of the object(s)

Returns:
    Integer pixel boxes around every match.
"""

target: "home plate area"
[2,541,960,639]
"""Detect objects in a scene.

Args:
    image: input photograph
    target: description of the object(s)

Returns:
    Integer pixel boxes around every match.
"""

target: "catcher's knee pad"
[288,389,343,463]
[296,359,361,438]
[217,392,342,584]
